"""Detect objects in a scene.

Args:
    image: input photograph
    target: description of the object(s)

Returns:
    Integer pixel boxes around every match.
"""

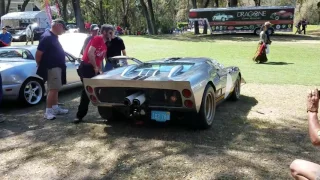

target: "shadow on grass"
[139,33,320,43]
[260,62,294,65]
[0,93,317,179]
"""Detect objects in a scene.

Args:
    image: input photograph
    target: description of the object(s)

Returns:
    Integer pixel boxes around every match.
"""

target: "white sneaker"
[53,106,69,115]
[44,111,56,120]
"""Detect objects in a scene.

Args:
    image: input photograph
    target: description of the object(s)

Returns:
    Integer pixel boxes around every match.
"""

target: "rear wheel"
[194,84,216,129]
[229,76,241,101]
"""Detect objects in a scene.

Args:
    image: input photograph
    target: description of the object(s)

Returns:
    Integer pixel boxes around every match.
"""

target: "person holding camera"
[290,88,320,179]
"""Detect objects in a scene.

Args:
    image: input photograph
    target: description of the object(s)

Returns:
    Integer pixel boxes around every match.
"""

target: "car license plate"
[151,111,170,122]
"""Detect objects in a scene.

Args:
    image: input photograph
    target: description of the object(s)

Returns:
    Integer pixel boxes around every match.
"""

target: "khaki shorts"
[47,67,62,90]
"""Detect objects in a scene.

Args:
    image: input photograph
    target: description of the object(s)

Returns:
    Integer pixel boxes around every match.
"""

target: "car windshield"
[0,48,34,60]
[133,63,194,73]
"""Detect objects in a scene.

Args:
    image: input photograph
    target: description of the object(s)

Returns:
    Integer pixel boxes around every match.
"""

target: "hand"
[94,67,99,74]
[307,88,319,113]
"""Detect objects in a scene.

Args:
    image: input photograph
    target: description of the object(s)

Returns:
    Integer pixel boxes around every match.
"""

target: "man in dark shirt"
[80,24,99,56]
[301,18,308,35]
[103,25,127,72]
[35,19,69,120]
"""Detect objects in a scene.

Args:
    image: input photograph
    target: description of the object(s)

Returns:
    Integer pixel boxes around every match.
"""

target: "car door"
[65,53,80,84]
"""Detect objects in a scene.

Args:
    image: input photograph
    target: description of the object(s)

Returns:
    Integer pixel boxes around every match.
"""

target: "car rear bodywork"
[83,57,244,127]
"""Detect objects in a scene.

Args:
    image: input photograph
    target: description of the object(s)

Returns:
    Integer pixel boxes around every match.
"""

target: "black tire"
[229,76,241,101]
[195,84,216,129]
[98,106,126,122]
[18,78,44,106]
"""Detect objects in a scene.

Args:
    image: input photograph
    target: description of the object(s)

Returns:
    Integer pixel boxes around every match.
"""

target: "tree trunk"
[254,0,261,6]
[5,0,10,13]
[202,0,210,34]
[121,0,129,28]
[72,0,84,32]
[0,0,5,16]
[140,0,153,34]
[147,0,157,34]
[62,0,68,21]
[191,0,199,34]
[99,0,104,25]
[229,0,237,7]
[215,0,219,7]
[21,0,31,11]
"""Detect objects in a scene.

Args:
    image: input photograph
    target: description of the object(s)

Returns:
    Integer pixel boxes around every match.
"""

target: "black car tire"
[18,78,44,106]
[194,84,216,129]
[229,76,241,101]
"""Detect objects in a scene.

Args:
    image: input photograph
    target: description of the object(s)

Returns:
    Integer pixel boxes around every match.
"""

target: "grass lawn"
[120,34,320,86]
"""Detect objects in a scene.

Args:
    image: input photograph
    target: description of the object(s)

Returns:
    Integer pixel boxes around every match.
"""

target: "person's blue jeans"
[103,61,114,72]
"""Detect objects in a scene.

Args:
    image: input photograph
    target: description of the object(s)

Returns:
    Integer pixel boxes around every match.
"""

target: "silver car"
[83,56,245,129]
[0,45,82,105]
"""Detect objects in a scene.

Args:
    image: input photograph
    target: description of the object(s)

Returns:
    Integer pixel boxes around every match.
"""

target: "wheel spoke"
[28,94,33,102]
[33,86,39,91]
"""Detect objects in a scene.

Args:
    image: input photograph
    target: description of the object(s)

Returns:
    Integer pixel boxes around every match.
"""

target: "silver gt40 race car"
[83,56,245,129]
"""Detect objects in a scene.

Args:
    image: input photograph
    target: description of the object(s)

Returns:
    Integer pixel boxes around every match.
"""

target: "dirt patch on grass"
[0,83,317,179]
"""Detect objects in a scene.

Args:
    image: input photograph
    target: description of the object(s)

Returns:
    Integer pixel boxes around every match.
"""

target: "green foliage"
[177,22,188,28]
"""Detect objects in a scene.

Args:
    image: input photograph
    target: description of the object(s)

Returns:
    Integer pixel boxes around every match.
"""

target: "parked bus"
[189,6,295,35]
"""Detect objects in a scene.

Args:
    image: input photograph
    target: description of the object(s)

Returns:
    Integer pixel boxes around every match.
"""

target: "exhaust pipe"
[133,93,146,106]
[124,92,141,106]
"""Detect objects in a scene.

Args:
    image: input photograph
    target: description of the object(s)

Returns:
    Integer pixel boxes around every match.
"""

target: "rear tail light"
[182,89,192,98]
[184,100,193,108]
[86,86,94,94]
[189,12,198,18]
[90,95,97,103]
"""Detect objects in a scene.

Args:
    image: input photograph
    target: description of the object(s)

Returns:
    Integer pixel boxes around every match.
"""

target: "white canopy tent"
[1,11,50,29]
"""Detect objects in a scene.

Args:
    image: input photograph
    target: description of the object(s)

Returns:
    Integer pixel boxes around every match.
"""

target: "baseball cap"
[52,19,68,30]
[90,24,99,31]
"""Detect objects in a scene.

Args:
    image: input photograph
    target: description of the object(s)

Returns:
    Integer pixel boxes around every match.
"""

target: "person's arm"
[307,89,320,146]
[9,33,12,46]
[35,36,49,66]
[87,46,98,70]
[122,49,126,56]
[81,36,91,55]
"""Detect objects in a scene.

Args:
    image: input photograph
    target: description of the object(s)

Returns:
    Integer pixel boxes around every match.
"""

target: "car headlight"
[1,73,24,85]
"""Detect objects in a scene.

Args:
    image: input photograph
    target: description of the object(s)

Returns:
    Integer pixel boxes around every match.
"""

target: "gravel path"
[0,83,319,180]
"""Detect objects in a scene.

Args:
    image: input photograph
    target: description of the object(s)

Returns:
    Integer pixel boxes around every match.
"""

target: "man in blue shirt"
[35,19,69,120]
[0,27,12,46]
